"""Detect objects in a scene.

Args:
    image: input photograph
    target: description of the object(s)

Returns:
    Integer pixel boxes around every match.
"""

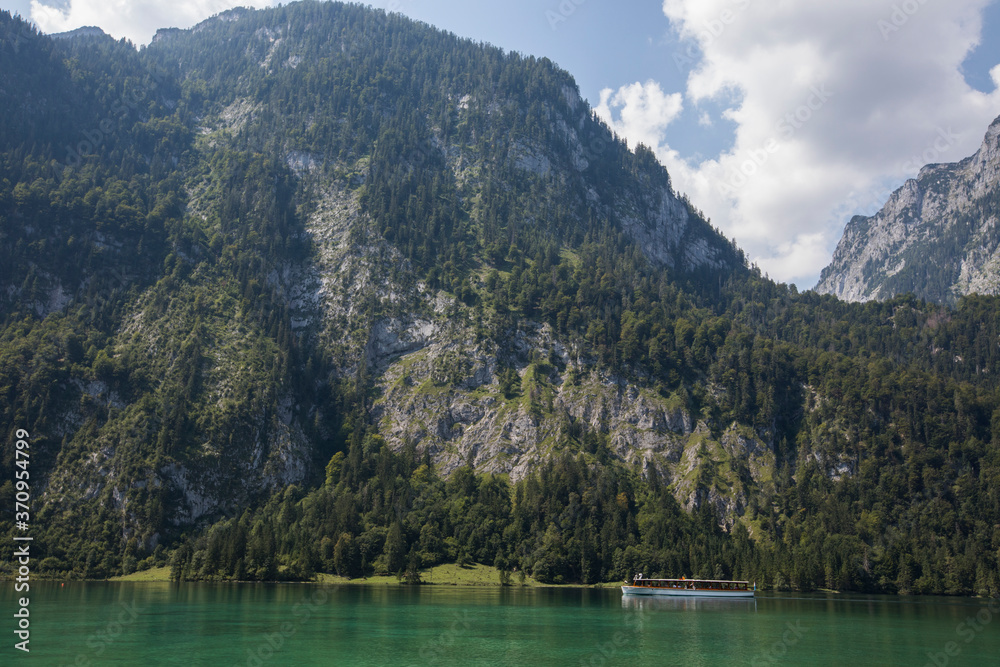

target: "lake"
[3,582,999,665]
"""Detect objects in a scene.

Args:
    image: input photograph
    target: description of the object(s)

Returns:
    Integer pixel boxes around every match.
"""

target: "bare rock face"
[816,116,1000,304]
[289,172,766,528]
[366,316,776,527]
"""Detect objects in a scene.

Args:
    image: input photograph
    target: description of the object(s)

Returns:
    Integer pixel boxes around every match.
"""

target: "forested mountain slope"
[1,3,998,595]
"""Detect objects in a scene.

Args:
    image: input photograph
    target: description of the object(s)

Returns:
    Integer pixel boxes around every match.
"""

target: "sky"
[4,0,1000,289]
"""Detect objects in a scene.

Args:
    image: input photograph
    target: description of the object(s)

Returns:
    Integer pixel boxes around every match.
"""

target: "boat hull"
[620,585,754,598]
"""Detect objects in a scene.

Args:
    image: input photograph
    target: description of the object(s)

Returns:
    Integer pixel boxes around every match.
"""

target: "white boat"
[621,574,754,598]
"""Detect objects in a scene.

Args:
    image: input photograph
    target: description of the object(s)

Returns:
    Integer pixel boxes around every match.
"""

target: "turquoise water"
[3,582,999,665]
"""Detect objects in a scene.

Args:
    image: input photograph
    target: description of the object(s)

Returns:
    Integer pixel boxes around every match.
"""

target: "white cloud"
[598,0,1000,287]
[595,80,684,151]
[30,0,279,44]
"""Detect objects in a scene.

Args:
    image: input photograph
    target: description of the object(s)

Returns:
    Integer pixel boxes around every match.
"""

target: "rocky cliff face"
[816,115,1000,303]
[285,167,768,526]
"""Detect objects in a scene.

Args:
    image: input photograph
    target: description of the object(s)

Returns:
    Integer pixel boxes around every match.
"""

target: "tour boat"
[621,574,755,598]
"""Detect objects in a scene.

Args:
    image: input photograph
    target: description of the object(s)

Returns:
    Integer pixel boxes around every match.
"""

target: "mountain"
[2,4,999,595]
[50,26,107,40]
[816,115,1000,303]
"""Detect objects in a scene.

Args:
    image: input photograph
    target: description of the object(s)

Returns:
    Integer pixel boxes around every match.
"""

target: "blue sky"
[4,0,1000,289]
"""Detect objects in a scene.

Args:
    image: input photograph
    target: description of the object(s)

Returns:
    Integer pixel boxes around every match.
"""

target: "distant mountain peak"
[815,113,1000,304]
[50,26,106,40]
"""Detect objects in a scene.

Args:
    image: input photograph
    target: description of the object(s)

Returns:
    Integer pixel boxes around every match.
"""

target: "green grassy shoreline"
[95,563,624,588]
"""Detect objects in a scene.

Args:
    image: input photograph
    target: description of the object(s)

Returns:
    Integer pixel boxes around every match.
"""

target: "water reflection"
[621,594,757,613]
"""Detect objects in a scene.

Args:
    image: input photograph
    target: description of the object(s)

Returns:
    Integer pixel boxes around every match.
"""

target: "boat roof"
[633,577,750,584]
